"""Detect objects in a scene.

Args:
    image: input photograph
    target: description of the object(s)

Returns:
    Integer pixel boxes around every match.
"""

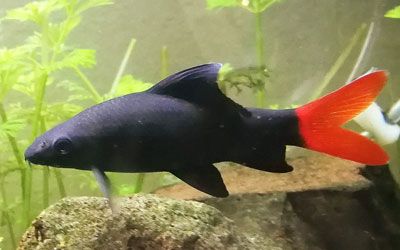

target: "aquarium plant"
[384,4,400,186]
[0,1,112,247]
[0,0,171,248]
[206,0,281,107]
[385,5,400,19]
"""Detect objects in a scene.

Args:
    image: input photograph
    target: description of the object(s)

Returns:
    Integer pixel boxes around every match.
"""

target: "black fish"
[25,63,389,201]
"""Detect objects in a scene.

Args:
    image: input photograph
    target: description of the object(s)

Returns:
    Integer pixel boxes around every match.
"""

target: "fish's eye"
[53,137,72,155]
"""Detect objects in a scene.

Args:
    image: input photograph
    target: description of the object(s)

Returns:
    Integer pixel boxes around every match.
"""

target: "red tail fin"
[295,71,389,165]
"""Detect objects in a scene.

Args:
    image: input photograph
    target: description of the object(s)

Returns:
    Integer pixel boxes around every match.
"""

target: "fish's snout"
[24,140,48,164]
[24,146,38,163]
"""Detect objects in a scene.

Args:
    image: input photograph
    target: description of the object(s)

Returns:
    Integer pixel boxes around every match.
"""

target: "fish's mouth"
[24,147,42,166]
[26,160,32,167]
[24,156,39,166]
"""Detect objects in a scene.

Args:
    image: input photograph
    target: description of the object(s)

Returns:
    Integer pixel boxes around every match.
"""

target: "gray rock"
[18,195,277,250]
[18,158,400,250]
[200,166,400,250]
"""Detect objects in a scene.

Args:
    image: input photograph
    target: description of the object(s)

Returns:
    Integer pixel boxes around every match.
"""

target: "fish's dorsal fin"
[148,63,250,117]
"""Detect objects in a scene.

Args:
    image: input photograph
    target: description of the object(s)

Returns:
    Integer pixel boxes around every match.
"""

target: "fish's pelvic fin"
[170,164,229,198]
[295,70,389,166]
[92,166,119,213]
[148,63,250,117]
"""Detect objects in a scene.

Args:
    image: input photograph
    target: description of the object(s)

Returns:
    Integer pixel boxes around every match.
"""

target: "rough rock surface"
[19,155,400,250]
[155,155,400,250]
[18,195,272,250]
[201,186,400,250]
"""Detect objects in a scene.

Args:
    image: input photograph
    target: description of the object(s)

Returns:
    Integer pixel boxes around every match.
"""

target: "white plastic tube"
[354,102,400,145]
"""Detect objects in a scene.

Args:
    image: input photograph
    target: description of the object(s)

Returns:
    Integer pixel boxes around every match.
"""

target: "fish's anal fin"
[238,144,293,173]
[148,63,250,117]
[91,166,119,213]
[243,161,293,173]
[170,164,229,198]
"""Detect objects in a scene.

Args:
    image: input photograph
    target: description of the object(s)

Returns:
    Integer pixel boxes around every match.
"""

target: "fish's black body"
[25,63,302,197]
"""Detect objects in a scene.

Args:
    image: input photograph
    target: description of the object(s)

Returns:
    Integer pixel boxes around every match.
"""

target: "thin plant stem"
[0,104,25,168]
[24,71,49,225]
[43,166,50,207]
[2,211,16,249]
[24,69,48,226]
[310,23,367,101]
[53,168,66,197]
[133,174,145,193]
[39,117,66,199]
[346,22,375,83]
[73,67,103,103]
[0,102,26,197]
[255,12,265,67]
[160,46,169,79]
[256,90,266,107]
[29,13,51,218]
[0,103,29,227]
[255,11,266,108]
[23,167,32,227]
[31,72,48,139]
[110,38,137,96]
[40,118,49,207]
[1,176,16,249]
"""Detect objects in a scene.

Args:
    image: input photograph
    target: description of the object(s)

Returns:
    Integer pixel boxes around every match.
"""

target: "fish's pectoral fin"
[91,166,119,213]
[170,164,229,198]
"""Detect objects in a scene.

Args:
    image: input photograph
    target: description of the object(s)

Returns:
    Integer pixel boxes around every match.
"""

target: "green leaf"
[12,84,35,99]
[47,17,81,46]
[385,6,400,19]
[0,118,26,138]
[0,47,30,101]
[43,102,84,123]
[75,0,114,15]
[12,71,38,99]
[0,47,27,70]
[4,0,62,24]
[206,0,239,9]
[51,49,96,71]
[218,63,233,81]
[110,74,153,98]
[206,0,279,12]
[57,80,94,102]
[241,0,280,13]
[56,16,82,42]
[7,103,34,121]
[22,33,42,52]
[57,79,82,91]
[220,65,269,93]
